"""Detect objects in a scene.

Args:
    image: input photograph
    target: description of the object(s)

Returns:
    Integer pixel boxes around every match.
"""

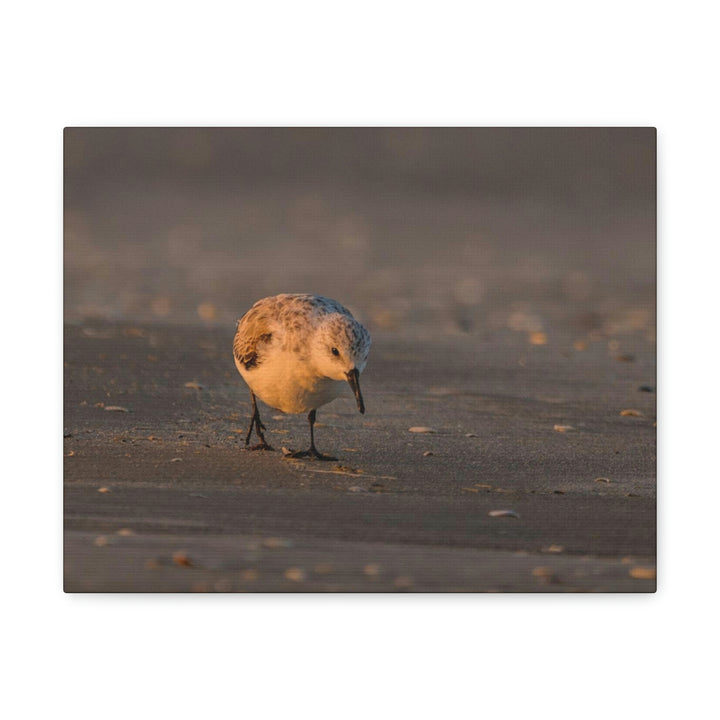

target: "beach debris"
[98,487,110,493]
[409,426,435,433]
[465,432,478,438]
[172,551,193,567]
[104,405,129,412]
[284,567,306,582]
[394,576,413,590]
[170,457,182,462]
[629,567,656,580]
[65,450,75,457]
[488,509,520,519]
[594,477,612,483]
[620,409,643,417]
[553,424,574,432]
[423,451,434,457]
[532,566,557,583]
[184,381,204,390]
[262,537,293,549]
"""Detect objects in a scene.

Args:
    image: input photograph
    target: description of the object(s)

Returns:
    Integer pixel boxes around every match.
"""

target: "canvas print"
[64,127,656,592]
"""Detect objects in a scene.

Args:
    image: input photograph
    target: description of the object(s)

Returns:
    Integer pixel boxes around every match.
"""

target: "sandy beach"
[64,128,656,592]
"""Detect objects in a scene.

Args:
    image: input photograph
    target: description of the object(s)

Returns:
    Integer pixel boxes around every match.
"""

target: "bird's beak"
[346,368,365,414]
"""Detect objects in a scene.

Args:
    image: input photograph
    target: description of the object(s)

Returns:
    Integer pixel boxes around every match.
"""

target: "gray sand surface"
[64,321,656,592]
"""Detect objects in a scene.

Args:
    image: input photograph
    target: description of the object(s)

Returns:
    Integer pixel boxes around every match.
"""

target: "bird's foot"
[285,447,337,461]
[244,442,275,452]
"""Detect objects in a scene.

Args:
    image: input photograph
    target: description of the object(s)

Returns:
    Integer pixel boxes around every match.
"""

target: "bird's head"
[312,314,371,413]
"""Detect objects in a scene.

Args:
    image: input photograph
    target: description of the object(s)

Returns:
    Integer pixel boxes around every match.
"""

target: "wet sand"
[64,319,656,592]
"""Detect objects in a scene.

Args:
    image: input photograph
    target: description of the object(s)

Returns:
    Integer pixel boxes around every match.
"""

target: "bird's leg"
[244,392,274,451]
[287,409,337,461]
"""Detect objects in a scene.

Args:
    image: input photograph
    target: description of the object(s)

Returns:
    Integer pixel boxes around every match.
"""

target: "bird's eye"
[331,347,340,356]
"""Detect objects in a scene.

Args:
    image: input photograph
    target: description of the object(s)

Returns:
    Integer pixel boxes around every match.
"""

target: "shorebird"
[233,294,371,460]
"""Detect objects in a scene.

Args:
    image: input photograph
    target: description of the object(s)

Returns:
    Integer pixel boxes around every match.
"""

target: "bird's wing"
[234,308,274,370]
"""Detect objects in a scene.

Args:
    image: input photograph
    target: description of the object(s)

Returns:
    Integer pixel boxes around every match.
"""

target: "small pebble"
[284,567,306,582]
[532,566,553,578]
[172,551,193,567]
[262,537,292,549]
[488,509,520,519]
[629,567,656,580]
[532,566,557,584]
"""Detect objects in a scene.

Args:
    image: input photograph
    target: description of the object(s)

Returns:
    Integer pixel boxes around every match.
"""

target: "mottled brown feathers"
[234,294,354,371]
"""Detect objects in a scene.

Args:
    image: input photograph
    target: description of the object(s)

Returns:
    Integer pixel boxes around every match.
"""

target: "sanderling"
[233,294,371,460]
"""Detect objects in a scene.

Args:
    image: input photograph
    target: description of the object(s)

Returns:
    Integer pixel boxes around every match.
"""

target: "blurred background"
[64,127,655,339]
